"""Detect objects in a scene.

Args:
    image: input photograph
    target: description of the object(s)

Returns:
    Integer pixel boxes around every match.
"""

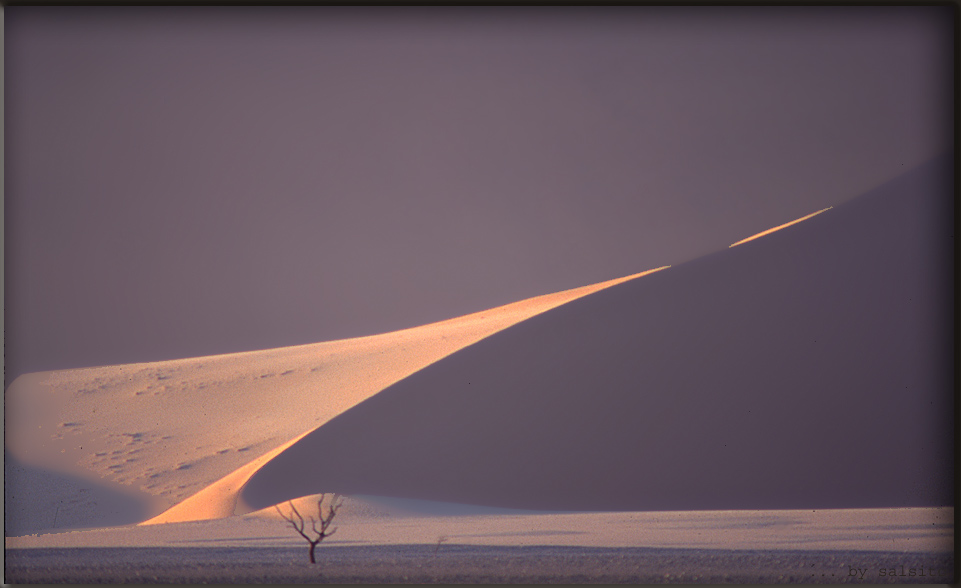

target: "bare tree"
[275,494,343,564]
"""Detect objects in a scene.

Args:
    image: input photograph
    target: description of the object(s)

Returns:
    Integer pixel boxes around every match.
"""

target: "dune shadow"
[4,451,154,536]
[241,155,954,514]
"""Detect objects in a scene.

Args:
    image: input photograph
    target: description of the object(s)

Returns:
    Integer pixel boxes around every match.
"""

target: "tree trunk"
[309,541,317,564]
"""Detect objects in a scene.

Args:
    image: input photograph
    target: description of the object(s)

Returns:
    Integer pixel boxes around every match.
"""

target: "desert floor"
[5,504,954,584]
[6,544,955,584]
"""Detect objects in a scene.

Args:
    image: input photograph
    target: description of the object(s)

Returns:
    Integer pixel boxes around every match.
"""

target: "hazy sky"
[4,6,953,384]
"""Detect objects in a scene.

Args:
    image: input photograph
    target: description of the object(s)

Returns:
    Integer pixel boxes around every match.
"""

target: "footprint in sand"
[121,432,145,444]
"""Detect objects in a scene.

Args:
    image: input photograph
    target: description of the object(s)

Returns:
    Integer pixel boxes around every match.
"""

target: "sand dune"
[237,155,953,514]
[5,267,664,534]
[5,155,952,537]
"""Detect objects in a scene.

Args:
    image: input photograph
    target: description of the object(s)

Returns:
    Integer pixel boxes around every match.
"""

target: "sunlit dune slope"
[5,268,663,534]
[239,155,954,513]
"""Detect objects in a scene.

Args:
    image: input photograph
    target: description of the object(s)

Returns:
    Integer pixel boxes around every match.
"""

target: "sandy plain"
[6,501,955,583]
[6,545,954,584]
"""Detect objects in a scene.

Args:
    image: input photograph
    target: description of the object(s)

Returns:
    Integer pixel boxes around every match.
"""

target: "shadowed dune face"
[4,452,153,535]
[241,155,954,513]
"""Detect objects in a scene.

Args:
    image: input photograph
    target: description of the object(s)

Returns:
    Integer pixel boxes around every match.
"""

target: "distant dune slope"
[5,266,662,533]
[240,155,954,513]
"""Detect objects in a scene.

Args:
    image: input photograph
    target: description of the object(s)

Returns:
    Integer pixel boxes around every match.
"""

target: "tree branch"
[277,494,343,563]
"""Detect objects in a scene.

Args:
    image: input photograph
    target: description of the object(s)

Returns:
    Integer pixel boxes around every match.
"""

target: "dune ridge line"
[729,207,833,248]
[6,201,845,533]
[138,266,670,525]
[8,202,838,533]
[230,167,952,514]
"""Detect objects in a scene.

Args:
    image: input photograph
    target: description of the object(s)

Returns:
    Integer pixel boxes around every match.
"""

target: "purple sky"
[4,7,954,385]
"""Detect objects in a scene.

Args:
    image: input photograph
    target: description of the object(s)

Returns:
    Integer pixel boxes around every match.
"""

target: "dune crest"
[6,266,667,531]
[6,157,951,534]
[729,206,833,248]
[138,266,668,525]
[236,155,953,513]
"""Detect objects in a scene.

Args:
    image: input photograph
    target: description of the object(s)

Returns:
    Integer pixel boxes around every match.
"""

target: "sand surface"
[6,544,955,584]
[6,504,954,583]
[236,158,953,513]
[4,156,954,584]
[5,268,663,533]
[6,502,953,553]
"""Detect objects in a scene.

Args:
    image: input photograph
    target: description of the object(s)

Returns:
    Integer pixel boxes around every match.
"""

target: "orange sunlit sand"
[6,267,669,533]
[729,207,833,248]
